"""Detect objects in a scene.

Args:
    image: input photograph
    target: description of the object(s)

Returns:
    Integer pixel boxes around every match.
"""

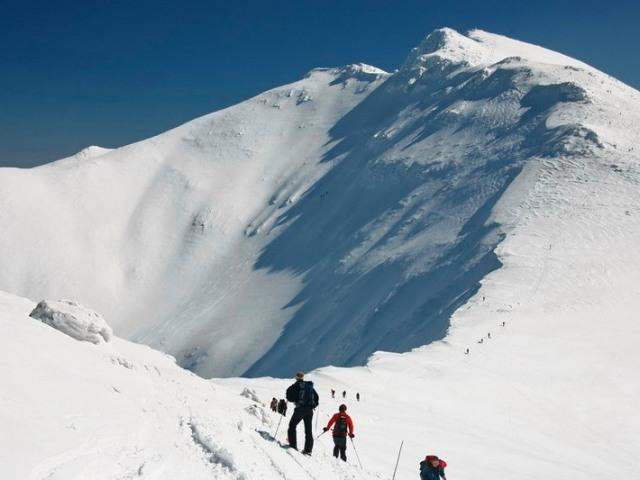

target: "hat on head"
[339,404,347,411]
[295,371,305,379]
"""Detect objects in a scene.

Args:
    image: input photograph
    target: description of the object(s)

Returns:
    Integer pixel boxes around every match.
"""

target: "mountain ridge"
[0,28,638,377]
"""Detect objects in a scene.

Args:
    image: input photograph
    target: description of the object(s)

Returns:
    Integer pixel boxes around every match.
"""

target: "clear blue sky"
[1,0,638,167]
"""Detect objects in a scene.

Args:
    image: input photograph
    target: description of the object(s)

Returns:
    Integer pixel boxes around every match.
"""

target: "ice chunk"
[29,300,112,344]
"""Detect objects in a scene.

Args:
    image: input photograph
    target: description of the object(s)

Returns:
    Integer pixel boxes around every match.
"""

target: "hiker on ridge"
[323,404,354,462]
[277,398,287,416]
[286,372,319,455]
[420,455,447,480]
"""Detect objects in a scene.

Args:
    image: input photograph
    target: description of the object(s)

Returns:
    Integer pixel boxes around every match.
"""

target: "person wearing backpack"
[419,455,447,480]
[277,398,287,416]
[323,404,354,461]
[285,372,319,454]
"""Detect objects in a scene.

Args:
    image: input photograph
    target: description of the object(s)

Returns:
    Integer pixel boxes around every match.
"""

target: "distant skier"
[502,321,506,327]
[356,392,360,402]
[331,389,336,398]
[286,372,319,455]
[465,348,470,355]
[487,332,491,339]
[420,455,447,480]
[270,398,278,412]
[342,390,346,398]
[323,404,354,461]
[277,398,287,417]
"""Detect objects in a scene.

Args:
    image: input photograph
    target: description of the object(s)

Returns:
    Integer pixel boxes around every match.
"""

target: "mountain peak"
[401,27,488,72]
[401,27,593,74]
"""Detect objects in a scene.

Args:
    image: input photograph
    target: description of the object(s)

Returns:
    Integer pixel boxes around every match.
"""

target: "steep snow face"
[1,28,639,378]
[0,65,390,377]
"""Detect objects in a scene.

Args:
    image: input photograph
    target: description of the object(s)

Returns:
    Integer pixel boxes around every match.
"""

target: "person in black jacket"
[277,398,287,416]
[286,371,319,454]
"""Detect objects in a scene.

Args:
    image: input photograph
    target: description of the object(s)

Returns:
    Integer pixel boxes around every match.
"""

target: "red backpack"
[424,455,447,470]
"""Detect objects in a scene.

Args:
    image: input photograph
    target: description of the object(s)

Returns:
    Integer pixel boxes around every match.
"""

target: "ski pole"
[349,437,363,469]
[273,414,283,439]
[315,429,328,440]
[391,440,404,480]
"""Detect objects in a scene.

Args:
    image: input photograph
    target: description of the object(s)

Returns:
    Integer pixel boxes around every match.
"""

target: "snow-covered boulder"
[29,299,112,344]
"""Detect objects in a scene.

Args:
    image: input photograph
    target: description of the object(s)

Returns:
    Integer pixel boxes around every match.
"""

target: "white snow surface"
[29,299,113,344]
[1,27,640,373]
[4,28,638,379]
[1,29,640,379]
[1,279,639,479]
[1,26,640,477]
[1,291,380,480]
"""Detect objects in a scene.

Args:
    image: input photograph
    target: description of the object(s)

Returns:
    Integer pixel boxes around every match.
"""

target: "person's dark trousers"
[287,407,314,452]
[332,436,347,461]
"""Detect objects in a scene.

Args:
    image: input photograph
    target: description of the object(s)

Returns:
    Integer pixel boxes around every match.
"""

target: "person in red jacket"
[323,404,354,461]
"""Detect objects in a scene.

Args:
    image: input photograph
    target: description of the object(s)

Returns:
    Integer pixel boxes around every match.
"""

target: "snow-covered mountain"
[0,29,640,376]
[2,27,640,480]
[1,27,639,379]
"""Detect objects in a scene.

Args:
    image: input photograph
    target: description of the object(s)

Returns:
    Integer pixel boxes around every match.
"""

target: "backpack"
[422,456,447,470]
[298,381,316,407]
[277,399,286,414]
[334,415,348,436]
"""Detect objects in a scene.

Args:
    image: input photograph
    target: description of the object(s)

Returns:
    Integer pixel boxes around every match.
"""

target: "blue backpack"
[298,381,316,407]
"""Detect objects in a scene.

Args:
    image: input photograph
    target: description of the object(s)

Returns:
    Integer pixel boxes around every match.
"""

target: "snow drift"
[29,299,112,344]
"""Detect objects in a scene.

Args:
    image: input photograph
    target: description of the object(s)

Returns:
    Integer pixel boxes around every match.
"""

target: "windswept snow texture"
[1,28,640,378]
[30,299,113,344]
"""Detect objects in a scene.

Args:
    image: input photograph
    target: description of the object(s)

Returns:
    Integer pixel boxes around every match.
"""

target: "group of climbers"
[278,371,447,478]
[330,389,360,401]
[270,397,287,416]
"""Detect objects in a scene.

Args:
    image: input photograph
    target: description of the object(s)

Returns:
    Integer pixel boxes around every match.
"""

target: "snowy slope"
[1,27,640,382]
[2,26,640,480]
[0,290,379,480]
[227,139,640,479]
[0,64,391,377]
